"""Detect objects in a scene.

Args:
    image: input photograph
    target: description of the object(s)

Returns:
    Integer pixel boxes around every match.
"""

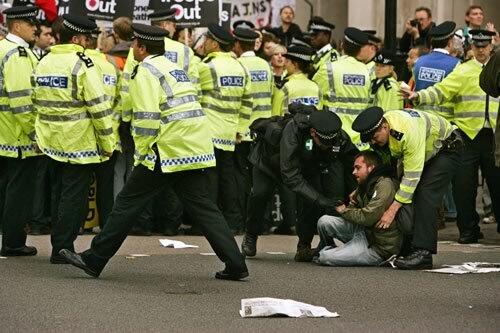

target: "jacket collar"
[5,33,29,48]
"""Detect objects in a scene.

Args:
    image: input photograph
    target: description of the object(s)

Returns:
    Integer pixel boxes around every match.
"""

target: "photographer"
[400,7,435,53]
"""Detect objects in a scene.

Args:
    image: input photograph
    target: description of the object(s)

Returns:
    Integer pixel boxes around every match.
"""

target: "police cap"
[233,27,259,43]
[469,29,495,47]
[3,6,38,23]
[310,110,342,144]
[62,14,97,35]
[132,23,169,42]
[232,20,255,31]
[148,8,177,23]
[206,23,234,45]
[308,17,335,33]
[352,106,384,143]
[429,21,456,41]
[366,32,381,45]
[289,36,310,48]
[373,49,400,65]
[344,27,370,46]
[283,45,314,63]
[363,30,377,35]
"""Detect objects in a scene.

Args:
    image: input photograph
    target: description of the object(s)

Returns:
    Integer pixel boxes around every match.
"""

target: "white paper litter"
[0,256,7,259]
[266,252,286,255]
[239,297,339,318]
[128,254,150,257]
[159,239,198,249]
[199,252,216,256]
[425,262,500,274]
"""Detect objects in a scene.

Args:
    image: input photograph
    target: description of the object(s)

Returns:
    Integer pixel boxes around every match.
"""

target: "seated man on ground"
[315,151,402,266]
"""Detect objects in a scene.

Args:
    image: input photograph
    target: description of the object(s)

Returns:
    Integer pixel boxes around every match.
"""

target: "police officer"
[0,6,40,256]
[232,27,274,231]
[32,15,115,263]
[371,50,403,111]
[232,20,255,31]
[272,45,321,116]
[59,24,248,281]
[406,30,499,244]
[85,28,120,228]
[198,24,252,233]
[308,17,339,74]
[352,107,462,269]
[313,28,375,150]
[413,21,460,120]
[364,31,382,78]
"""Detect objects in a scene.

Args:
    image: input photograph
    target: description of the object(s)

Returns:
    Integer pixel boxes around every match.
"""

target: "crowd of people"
[0,3,499,280]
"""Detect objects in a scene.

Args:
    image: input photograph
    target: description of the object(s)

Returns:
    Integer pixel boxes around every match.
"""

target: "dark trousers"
[208,148,242,230]
[50,161,94,256]
[153,185,183,232]
[453,128,500,236]
[95,154,116,227]
[0,156,37,248]
[246,167,297,236]
[234,142,252,228]
[82,164,246,274]
[412,149,461,253]
[30,156,51,229]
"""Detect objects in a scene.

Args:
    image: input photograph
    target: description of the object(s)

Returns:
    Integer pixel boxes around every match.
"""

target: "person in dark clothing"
[399,7,435,53]
[242,104,358,262]
[274,5,302,47]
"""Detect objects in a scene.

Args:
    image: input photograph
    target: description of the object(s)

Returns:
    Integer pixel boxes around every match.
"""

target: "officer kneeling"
[59,24,248,281]
[352,107,463,269]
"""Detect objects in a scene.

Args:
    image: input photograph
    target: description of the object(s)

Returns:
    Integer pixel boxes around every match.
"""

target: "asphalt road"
[1,223,499,332]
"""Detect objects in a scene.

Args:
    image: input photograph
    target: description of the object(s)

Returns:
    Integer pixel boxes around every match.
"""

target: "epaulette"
[390,129,404,141]
[77,52,94,68]
[17,46,27,57]
[202,55,214,63]
[383,79,392,91]
[131,65,139,79]
[330,52,338,62]
[275,77,288,89]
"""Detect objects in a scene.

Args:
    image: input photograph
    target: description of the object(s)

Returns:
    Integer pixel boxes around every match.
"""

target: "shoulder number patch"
[77,52,94,68]
[390,129,404,141]
[17,46,27,57]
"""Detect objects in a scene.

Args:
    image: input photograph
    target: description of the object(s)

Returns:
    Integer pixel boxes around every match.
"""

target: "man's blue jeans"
[316,215,383,266]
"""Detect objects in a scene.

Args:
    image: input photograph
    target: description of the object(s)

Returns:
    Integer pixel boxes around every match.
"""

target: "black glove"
[316,196,339,210]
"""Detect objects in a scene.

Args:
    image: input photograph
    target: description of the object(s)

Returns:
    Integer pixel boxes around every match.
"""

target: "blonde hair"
[271,44,287,55]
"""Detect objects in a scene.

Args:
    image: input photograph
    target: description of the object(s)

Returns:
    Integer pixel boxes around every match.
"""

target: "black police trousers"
[50,161,94,257]
[411,148,461,253]
[246,167,297,236]
[453,128,500,235]
[0,155,37,249]
[29,156,51,231]
[81,163,246,274]
[234,142,252,227]
[94,154,116,228]
[208,148,243,231]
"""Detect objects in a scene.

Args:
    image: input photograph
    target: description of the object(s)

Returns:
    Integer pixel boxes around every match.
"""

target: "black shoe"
[58,249,100,278]
[394,248,433,270]
[458,231,484,244]
[50,253,69,264]
[215,268,249,281]
[294,243,314,262]
[29,225,51,235]
[241,234,257,257]
[0,245,37,257]
[129,227,152,236]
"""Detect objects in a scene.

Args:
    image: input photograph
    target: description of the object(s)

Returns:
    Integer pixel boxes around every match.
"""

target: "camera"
[410,19,419,27]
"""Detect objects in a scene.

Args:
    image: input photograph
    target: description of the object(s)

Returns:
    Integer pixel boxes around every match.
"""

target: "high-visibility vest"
[0,38,39,158]
[238,52,273,141]
[32,44,115,164]
[313,55,372,148]
[416,57,499,139]
[312,44,339,72]
[198,51,252,152]
[384,109,455,204]
[130,55,215,173]
[272,72,321,116]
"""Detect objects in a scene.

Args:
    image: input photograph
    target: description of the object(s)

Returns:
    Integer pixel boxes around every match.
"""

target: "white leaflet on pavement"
[159,239,199,249]
[266,252,287,255]
[425,262,500,274]
[240,297,339,318]
[199,252,216,256]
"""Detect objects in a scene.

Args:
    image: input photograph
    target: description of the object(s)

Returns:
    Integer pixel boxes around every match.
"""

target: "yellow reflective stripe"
[183,45,190,73]
[159,95,198,110]
[38,112,88,121]
[333,107,363,115]
[0,48,22,92]
[240,113,251,119]
[252,92,271,99]
[326,61,335,97]
[454,111,494,118]
[141,62,174,98]
[420,111,432,138]
[242,100,252,108]
[396,188,414,201]
[328,96,372,103]
[201,90,240,102]
[418,104,453,115]
[453,95,497,103]
[282,85,289,114]
[71,59,83,100]
[403,170,422,178]
[400,177,419,188]
[87,95,110,106]
[11,105,32,114]
[254,105,271,112]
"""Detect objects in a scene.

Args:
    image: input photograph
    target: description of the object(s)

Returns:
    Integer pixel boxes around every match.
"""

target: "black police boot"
[294,243,314,262]
[394,248,433,270]
[458,231,484,244]
[241,233,257,257]
[0,245,37,257]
